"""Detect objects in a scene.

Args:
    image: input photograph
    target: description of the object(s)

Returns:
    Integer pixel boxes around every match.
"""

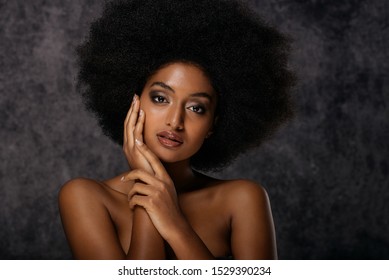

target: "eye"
[187,105,205,114]
[151,95,168,103]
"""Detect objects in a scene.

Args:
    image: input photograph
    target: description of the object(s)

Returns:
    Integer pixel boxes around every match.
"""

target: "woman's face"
[140,62,217,164]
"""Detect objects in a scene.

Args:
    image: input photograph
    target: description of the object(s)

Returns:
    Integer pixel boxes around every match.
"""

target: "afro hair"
[77,0,296,172]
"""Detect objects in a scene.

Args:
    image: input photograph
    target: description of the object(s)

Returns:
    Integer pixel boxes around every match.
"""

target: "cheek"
[143,107,165,129]
[189,119,213,140]
[141,107,165,141]
[140,97,164,118]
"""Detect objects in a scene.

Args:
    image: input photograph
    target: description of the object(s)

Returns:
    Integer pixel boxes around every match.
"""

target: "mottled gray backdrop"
[1,0,388,259]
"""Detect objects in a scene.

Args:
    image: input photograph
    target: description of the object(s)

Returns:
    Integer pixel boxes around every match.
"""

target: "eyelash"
[151,95,168,103]
[150,93,206,115]
[187,105,205,114]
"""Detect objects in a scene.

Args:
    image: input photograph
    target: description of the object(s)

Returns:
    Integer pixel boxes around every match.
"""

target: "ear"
[206,116,218,139]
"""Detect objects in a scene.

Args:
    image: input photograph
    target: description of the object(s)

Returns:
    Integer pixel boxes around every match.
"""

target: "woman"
[59,0,295,259]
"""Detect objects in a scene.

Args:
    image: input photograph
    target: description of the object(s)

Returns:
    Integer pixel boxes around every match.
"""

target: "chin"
[154,150,188,164]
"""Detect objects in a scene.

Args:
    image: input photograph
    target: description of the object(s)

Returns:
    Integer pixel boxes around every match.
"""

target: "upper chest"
[105,184,232,258]
[176,186,232,257]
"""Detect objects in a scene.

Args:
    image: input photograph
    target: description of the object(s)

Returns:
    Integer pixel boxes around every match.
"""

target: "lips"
[157,131,183,148]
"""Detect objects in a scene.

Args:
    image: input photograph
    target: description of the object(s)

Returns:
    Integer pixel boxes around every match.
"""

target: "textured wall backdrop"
[0,0,388,259]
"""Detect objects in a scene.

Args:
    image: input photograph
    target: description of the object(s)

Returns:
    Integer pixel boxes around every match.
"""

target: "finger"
[122,169,162,186]
[135,139,171,182]
[123,94,136,144]
[127,95,140,144]
[127,181,154,200]
[128,194,150,210]
[134,109,145,143]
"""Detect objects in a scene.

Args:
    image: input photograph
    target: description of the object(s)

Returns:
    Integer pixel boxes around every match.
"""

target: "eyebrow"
[151,82,175,93]
[150,81,214,101]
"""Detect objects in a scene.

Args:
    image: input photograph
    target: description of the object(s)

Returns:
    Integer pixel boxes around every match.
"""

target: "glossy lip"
[157,130,183,148]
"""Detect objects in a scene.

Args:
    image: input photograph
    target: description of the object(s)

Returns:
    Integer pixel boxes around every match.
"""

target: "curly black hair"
[77,0,295,172]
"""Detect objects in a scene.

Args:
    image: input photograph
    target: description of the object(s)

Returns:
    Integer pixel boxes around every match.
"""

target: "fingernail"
[120,176,125,182]
[139,109,144,117]
[135,139,142,146]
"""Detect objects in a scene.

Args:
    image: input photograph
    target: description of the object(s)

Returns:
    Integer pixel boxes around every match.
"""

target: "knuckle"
[156,182,165,190]
[135,169,145,176]
[154,189,162,198]
[149,196,158,208]
[131,168,140,175]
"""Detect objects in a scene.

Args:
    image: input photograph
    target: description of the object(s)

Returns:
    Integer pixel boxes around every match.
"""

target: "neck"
[162,160,199,193]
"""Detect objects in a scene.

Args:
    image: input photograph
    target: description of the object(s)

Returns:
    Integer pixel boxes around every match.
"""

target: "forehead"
[145,62,216,96]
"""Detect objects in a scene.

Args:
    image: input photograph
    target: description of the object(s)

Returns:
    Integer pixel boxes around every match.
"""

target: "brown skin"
[58,63,277,259]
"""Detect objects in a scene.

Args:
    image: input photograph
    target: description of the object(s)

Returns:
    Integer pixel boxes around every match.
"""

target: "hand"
[122,139,185,241]
[123,94,153,174]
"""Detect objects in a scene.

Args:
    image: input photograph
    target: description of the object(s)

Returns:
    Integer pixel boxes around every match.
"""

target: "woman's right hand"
[122,94,166,259]
[123,94,154,174]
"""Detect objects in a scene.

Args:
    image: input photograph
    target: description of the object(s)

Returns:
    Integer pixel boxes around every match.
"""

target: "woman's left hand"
[123,94,154,174]
[122,139,184,241]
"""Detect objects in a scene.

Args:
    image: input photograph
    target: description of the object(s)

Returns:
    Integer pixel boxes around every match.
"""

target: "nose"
[166,104,184,131]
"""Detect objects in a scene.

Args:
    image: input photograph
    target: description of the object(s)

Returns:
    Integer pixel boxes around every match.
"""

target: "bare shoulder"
[59,177,103,196]
[214,179,270,209]
[58,177,130,259]
[58,177,108,207]
[216,179,276,259]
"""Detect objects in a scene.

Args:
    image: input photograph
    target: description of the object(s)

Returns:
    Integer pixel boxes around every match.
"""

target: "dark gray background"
[1,0,388,259]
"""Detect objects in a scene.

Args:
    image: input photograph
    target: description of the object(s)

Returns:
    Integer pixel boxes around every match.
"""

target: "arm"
[229,181,277,259]
[163,216,215,259]
[58,95,165,260]
[127,206,165,259]
[124,141,214,259]
[58,178,127,259]
[123,95,213,259]
[59,179,165,259]
[123,94,165,259]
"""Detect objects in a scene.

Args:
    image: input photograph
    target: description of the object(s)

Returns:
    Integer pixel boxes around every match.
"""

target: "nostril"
[166,108,185,130]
